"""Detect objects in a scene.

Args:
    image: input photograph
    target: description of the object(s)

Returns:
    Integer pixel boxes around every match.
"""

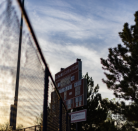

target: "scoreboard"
[55,59,87,110]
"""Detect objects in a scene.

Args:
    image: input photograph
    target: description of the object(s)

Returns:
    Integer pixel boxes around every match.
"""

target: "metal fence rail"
[16,125,41,131]
[0,0,70,131]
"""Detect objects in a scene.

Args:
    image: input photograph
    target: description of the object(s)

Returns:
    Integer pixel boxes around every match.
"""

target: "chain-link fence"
[0,0,70,131]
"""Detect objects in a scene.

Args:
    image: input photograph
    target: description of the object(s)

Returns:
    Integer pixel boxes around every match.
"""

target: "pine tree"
[101,11,138,127]
[82,73,107,130]
[71,73,110,131]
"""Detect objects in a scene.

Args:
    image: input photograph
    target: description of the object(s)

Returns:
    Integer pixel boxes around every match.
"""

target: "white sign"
[69,109,87,123]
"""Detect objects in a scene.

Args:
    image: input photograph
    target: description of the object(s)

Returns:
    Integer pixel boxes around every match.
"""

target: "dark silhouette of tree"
[101,11,138,129]
[71,73,117,131]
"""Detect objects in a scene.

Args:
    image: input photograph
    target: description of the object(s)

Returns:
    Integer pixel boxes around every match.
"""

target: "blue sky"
[21,0,138,99]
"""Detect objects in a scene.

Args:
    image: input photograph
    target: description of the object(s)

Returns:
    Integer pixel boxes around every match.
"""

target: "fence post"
[43,68,49,131]
[68,115,71,131]
[76,123,78,131]
[76,122,81,131]
[59,99,62,131]
[10,0,24,130]
[66,112,68,131]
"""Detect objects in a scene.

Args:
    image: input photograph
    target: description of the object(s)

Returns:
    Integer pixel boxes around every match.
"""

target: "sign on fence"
[69,109,87,123]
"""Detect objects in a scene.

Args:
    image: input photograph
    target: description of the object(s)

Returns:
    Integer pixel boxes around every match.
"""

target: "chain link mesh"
[16,31,45,128]
[0,0,70,131]
[0,0,20,126]
[47,78,60,131]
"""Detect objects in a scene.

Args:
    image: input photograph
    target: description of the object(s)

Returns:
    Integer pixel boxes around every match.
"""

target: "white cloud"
[25,0,136,41]
[39,38,113,99]
[21,0,138,100]
[25,0,137,100]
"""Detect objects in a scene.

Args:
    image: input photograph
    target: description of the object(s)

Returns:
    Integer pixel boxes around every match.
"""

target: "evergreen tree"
[82,73,107,130]
[101,11,138,128]
[71,73,112,131]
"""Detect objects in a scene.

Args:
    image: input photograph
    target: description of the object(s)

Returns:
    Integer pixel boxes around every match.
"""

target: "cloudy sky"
[21,0,138,99]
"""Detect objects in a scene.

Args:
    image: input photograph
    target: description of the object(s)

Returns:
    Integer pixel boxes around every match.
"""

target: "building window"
[75,97,78,107]
[64,91,67,100]
[79,101,81,106]
[79,95,82,101]
[66,99,73,109]
[69,92,72,95]
[60,76,71,87]
[75,96,82,107]
[58,82,60,87]
[71,76,75,81]
[68,104,71,109]
[75,86,80,96]
[74,80,81,87]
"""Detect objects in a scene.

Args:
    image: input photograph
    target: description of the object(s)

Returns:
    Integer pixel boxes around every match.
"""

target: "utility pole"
[10,0,24,130]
